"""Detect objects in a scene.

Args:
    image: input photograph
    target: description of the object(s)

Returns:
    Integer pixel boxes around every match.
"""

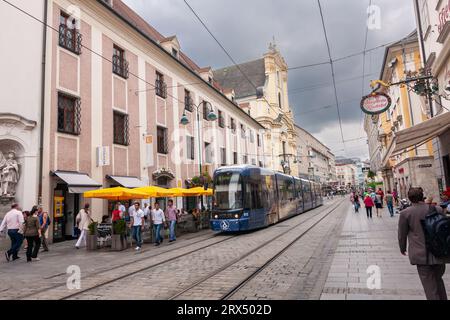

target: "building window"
[59,11,82,55]
[220,148,226,166]
[241,124,246,139]
[257,134,261,147]
[57,93,81,135]
[243,155,248,164]
[208,76,213,84]
[205,142,212,163]
[252,159,256,165]
[250,130,254,143]
[184,90,193,112]
[202,101,211,120]
[218,110,225,128]
[113,111,129,146]
[186,136,194,160]
[233,152,238,165]
[155,71,167,99]
[230,117,236,133]
[172,48,178,58]
[157,126,168,154]
[278,92,282,108]
[259,160,263,167]
[112,45,129,79]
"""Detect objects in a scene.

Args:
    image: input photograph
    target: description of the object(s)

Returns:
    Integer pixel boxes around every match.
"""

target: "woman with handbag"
[75,203,92,249]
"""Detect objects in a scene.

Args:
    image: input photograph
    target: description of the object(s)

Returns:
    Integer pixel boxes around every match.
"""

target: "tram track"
[55,202,342,300]
[19,231,232,300]
[168,199,345,300]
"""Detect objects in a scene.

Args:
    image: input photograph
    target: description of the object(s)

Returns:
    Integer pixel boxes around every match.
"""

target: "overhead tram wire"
[317,0,346,146]
[358,0,373,141]
[183,0,274,111]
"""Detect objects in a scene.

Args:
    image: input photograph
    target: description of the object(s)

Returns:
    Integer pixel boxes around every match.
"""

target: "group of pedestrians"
[108,199,181,251]
[0,203,50,262]
[350,188,397,219]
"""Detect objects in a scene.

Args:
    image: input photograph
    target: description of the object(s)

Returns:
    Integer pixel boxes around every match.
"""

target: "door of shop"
[53,185,80,242]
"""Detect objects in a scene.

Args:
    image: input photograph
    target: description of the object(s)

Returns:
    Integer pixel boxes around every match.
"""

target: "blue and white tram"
[210,165,323,232]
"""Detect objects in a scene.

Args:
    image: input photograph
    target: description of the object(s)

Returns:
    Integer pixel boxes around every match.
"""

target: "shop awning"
[106,175,147,188]
[53,171,102,194]
[391,112,450,156]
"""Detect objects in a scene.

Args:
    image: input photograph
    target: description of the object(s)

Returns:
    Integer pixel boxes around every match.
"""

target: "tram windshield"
[213,172,243,210]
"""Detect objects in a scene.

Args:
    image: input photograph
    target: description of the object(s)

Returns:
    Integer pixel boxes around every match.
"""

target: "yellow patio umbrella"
[183,187,213,196]
[166,187,189,197]
[83,187,148,201]
[133,186,173,198]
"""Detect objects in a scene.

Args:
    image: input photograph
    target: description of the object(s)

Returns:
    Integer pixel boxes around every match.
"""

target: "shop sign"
[96,146,110,167]
[360,92,392,115]
[418,164,432,168]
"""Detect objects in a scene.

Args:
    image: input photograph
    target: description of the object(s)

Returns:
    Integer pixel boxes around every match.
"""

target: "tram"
[210,165,323,232]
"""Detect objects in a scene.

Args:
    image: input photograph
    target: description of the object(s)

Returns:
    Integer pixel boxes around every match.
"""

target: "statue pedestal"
[0,196,14,219]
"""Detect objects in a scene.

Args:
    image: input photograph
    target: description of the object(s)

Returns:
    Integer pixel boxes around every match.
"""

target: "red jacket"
[364,196,374,207]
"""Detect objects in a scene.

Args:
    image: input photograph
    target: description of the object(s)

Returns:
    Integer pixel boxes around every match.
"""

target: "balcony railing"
[112,55,129,79]
[155,79,167,99]
[59,24,82,55]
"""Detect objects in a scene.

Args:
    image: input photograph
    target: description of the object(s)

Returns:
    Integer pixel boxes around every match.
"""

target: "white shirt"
[118,204,126,213]
[143,207,151,218]
[0,209,24,232]
[128,205,135,215]
[151,208,166,225]
[131,209,144,227]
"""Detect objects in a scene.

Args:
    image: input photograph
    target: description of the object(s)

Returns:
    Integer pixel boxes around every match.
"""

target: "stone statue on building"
[0,151,19,197]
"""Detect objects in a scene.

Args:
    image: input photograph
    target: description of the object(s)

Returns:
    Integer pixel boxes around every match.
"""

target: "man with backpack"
[37,206,50,252]
[398,187,450,300]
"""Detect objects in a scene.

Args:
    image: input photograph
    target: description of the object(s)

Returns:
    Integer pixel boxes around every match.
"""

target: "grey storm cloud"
[123,0,416,158]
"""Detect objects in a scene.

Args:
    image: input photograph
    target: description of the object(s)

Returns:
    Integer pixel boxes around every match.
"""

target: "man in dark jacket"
[398,187,449,300]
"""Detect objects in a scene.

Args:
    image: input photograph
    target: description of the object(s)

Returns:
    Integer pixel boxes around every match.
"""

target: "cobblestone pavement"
[320,203,450,300]
[3,199,435,300]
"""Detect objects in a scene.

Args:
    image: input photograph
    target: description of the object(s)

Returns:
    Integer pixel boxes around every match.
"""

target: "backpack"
[421,206,450,258]
[39,213,51,227]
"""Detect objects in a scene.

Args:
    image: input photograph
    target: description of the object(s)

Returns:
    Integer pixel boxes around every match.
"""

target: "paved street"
[1,198,445,300]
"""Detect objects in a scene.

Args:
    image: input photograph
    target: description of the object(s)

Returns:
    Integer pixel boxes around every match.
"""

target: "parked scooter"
[395,199,410,215]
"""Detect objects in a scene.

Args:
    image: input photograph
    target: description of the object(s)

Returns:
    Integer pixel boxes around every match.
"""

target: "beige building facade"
[214,44,298,176]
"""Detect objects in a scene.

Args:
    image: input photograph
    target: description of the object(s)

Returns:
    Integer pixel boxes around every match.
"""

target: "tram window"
[245,183,263,209]
[214,172,243,210]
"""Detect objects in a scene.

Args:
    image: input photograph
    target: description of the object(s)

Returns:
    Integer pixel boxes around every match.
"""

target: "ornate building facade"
[214,44,298,176]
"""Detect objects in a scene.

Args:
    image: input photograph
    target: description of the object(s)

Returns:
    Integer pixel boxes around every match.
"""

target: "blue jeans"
[132,226,142,247]
[387,202,394,217]
[153,224,163,244]
[169,220,176,241]
[7,229,23,259]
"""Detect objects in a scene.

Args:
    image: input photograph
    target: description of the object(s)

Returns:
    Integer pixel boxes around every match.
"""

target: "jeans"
[7,229,23,259]
[26,236,41,261]
[132,226,142,247]
[154,224,163,244]
[387,202,394,217]
[354,202,360,212]
[169,220,176,241]
[366,206,373,218]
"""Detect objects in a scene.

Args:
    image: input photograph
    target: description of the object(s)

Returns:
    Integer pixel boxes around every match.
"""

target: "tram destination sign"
[360,92,392,115]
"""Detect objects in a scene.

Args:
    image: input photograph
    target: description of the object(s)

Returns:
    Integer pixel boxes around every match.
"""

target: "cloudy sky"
[124,0,416,160]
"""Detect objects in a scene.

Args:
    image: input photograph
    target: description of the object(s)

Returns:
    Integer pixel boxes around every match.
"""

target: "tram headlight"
[214,215,218,219]
[234,214,239,219]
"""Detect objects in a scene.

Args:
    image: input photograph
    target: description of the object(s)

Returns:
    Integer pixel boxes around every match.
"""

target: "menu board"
[54,196,64,218]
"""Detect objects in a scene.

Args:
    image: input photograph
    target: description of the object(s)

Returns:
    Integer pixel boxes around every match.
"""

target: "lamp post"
[180,100,217,208]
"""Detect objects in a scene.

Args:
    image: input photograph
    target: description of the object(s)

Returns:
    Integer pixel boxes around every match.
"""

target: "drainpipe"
[38,0,48,204]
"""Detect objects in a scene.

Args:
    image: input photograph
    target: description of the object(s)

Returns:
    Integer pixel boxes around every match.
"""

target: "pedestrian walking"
[0,203,24,262]
[37,206,50,251]
[375,193,383,217]
[23,211,41,262]
[75,204,92,249]
[111,203,122,234]
[393,188,399,206]
[130,202,144,251]
[377,188,385,207]
[385,190,394,217]
[364,194,374,219]
[151,202,166,246]
[165,199,178,242]
[398,187,449,300]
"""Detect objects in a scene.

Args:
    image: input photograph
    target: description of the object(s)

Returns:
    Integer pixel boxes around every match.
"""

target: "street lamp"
[180,100,217,206]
